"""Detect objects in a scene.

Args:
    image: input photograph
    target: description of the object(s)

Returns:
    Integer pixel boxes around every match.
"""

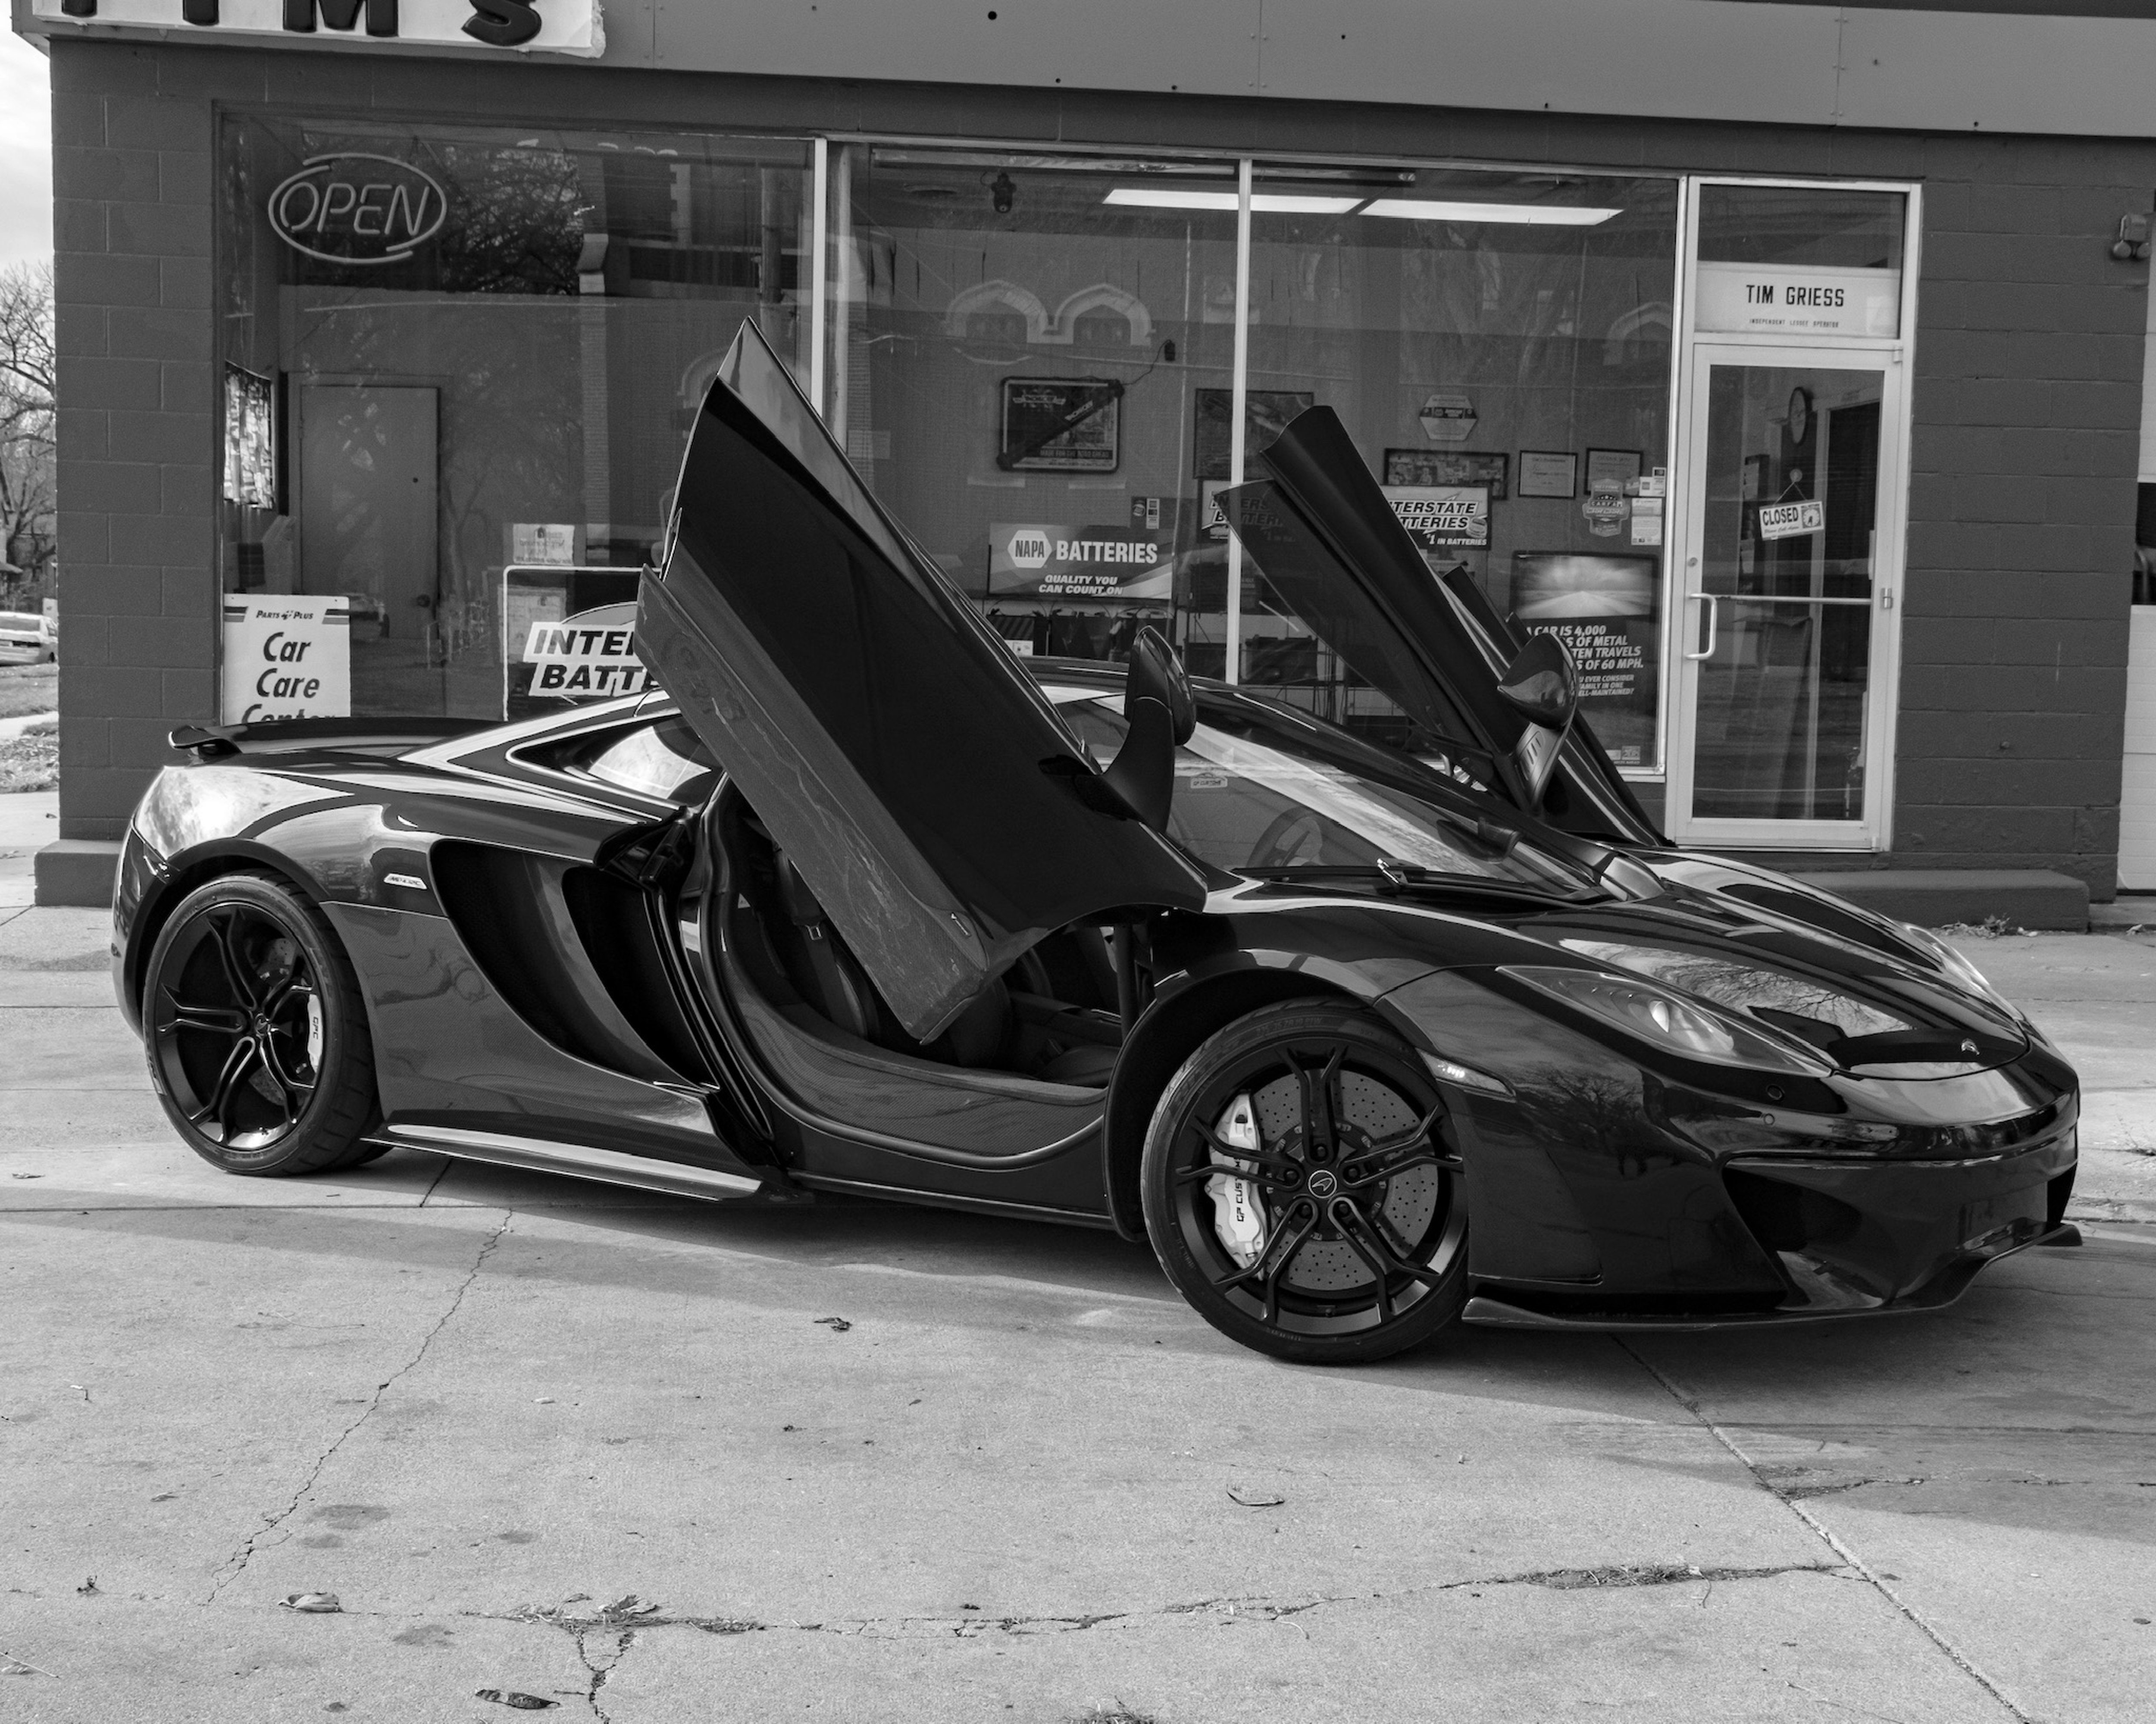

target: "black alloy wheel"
[1140,999,1471,1363]
[142,871,383,1175]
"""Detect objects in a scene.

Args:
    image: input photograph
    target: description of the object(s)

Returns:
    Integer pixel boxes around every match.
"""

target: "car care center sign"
[988,523,1174,601]
[31,0,604,57]
[221,595,351,724]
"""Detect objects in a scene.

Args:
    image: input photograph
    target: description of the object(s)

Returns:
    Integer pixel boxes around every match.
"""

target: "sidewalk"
[0,906,2150,1722]
[0,789,59,908]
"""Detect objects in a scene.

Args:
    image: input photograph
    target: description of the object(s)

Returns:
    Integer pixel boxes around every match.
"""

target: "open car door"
[638,322,1208,1044]
[1220,406,1662,846]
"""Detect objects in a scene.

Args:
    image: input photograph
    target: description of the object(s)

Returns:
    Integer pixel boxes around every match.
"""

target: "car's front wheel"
[142,871,382,1176]
[1140,999,1470,1363]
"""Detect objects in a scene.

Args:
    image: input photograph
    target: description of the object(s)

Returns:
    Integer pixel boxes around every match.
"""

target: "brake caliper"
[1205,1092,1267,1268]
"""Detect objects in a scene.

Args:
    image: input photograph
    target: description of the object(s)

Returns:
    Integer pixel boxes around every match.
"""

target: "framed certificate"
[1585,448,1643,494]
[1516,451,1577,499]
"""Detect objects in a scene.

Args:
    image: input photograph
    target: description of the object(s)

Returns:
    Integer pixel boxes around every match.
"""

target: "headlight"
[1898,922,2000,1001]
[1501,966,1830,1074]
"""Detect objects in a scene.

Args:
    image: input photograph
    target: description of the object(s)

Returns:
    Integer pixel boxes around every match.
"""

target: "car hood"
[1515,858,2034,1076]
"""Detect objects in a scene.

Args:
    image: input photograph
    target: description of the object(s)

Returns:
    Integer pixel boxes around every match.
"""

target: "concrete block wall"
[50,39,219,843]
[1896,143,2156,899]
[34,37,2156,898]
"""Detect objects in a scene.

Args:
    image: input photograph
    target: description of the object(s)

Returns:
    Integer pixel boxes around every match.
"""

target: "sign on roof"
[31,0,604,59]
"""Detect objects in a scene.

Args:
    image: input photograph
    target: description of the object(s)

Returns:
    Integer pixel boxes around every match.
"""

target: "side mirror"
[1496,631,1579,732]
[1100,625,1194,832]
[1495,631,1578,808]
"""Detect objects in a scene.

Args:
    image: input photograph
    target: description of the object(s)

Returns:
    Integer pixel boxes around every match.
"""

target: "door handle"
[1683,592,1719,661]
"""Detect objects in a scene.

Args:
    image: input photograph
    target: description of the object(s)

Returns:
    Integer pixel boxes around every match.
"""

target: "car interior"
[526,708,1135,1092]
[711,790,1131,1090]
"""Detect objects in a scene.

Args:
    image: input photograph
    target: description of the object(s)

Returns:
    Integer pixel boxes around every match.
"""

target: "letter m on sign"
[284,0,399,35]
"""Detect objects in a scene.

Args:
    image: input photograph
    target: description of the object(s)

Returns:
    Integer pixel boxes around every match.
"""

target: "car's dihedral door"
[1224,406,1661,845]
[637,323,1207,1044]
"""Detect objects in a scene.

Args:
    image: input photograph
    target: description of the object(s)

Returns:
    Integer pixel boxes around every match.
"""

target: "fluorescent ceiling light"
[1104,188,1362,214]
[1361,198,1619,225]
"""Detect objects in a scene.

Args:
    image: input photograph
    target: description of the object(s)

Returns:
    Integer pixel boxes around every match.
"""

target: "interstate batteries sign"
[1381,484,1489,550]
[31,1,604,57]
[988,523,1174,601]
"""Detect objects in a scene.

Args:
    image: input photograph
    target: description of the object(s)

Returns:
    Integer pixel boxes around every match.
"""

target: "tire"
[1140,999,1470,1364]
[141,871,382,1177]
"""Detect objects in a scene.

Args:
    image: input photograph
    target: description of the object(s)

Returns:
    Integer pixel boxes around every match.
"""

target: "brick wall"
[39,39,2156,889]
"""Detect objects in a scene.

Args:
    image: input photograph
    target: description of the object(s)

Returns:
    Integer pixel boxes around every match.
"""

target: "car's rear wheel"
[1141,999,1470,1364]
[143,872,382,1176]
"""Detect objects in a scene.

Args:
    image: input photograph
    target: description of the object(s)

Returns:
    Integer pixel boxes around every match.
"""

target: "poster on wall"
[987,522,1175,601]
[1382,485,1489,553]
[222,364,277,510]
[502,565,650,718]
[1509,552,1659,768]
[999,379,1121,473]
[1383,449,1508,500]
[220,594,350,725]
[1194,390,1313,480]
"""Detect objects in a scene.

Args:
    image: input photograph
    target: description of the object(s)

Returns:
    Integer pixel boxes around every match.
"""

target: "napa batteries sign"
[31,1,604,57]
[220,596,351,723]
[988,523,1174,601]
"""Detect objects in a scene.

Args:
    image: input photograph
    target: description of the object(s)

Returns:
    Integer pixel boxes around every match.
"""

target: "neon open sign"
[268,153,447,267]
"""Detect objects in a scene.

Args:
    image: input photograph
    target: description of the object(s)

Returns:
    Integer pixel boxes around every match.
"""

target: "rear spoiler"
[168,717,495,761]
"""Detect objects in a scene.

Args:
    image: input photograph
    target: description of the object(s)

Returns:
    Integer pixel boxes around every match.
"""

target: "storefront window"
[1237,166,1679,769]
[822,147,1238,668]
[218,116,812,719]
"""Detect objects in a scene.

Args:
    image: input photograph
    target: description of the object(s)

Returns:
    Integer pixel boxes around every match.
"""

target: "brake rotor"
[1248,1068,1439,1293]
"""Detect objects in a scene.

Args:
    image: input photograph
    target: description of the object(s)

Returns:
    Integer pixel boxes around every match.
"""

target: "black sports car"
[114,326,2078,1363]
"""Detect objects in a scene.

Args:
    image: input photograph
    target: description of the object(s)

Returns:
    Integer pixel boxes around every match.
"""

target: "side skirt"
[789,1172,1121,1231]
[373,1124,764,1203]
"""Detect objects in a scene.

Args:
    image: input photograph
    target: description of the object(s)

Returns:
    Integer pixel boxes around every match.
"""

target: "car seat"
[769,850,1117,1087]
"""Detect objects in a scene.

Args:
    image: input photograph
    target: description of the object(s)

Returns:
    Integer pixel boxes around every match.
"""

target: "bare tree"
[0,261,56,596]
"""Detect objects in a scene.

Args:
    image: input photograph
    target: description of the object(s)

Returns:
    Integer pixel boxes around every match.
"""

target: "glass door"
[1666,347,1904,848]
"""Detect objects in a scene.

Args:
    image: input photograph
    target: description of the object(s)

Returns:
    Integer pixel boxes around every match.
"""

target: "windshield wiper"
[1241,862,1600,906]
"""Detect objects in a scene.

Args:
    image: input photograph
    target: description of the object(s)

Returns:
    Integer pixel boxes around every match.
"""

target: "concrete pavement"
[1,903,2151,1723]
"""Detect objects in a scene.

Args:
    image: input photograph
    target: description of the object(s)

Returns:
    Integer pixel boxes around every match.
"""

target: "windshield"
[1052,691,1590,894]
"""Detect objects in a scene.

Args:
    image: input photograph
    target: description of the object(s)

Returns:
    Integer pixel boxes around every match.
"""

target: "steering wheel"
[1247,809,1324,870]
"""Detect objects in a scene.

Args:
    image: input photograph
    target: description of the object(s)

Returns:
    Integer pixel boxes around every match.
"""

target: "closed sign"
[1759,500,1825,541]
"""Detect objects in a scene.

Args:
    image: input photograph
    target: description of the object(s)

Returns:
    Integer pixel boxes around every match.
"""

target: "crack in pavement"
[1450,1562,1850,1590]
[485,1564,1855,1650]
[203,1211,512,1603]
[567,1624,633,1724]
[1615,1337,2032,1724]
